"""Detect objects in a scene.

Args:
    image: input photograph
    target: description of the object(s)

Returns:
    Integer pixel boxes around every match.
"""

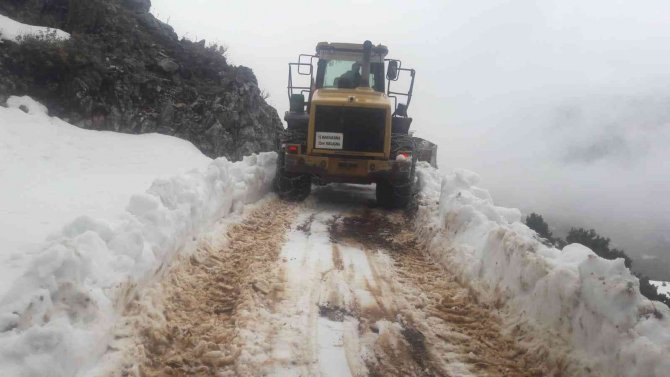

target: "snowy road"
[116,185,546,377]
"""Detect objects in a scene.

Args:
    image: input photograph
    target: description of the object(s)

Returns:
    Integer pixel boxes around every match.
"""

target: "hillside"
[0,0,282,160]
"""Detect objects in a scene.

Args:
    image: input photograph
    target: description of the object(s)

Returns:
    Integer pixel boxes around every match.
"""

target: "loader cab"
[313,42,387,93]
[315,59,386,92]
[286,42,414,119]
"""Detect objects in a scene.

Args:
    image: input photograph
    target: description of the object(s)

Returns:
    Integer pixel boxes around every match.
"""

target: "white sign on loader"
[316,132,343,149]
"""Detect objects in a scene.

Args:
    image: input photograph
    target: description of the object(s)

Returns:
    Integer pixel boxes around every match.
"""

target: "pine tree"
[566,228,632,268]
[525,213,553,243]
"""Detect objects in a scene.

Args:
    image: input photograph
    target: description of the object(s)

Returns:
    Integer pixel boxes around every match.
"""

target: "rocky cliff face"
[0,0,283,160]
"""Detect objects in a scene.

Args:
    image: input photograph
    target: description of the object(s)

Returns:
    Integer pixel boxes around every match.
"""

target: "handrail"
[287,55,317,101]
[385,58,416,114]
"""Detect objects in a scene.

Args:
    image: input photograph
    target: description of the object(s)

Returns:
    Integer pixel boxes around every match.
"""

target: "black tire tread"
[376,134,418,209]
[273,151,311,202]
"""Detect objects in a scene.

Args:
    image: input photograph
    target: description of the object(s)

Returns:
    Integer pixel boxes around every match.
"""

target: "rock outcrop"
[0,0,283,160]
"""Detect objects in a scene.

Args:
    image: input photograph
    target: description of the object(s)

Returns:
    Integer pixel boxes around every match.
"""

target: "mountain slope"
[0,0,282,160]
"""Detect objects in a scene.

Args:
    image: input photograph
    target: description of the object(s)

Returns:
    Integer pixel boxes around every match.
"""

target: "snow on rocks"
[415,163,670,377]
[0,14,70,43]
[651,281,670,300]
[0,96,277,376]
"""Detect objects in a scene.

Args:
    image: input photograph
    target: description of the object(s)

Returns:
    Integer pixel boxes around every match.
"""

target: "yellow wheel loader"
[274,40,437,208]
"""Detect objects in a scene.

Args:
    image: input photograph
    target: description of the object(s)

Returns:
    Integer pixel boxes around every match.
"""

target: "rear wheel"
[274,152,311,201]
[376,134,418,209]
[376,178,414,209]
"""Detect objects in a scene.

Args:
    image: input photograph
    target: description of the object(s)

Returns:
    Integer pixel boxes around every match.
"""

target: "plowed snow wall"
[0,151,277,376]
[415,164,670,377]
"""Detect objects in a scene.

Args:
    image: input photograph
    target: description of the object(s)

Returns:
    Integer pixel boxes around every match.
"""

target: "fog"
[151,0,670,278]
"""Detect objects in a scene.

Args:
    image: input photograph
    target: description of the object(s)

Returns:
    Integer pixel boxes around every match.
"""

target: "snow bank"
[415,164,670,377]
[0,14,70,43]
[0,96,210,299]
[0,97,277,376]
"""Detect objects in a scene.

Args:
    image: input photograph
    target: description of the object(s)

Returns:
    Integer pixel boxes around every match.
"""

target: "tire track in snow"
[232,186,544,376]
[114,185,551,376]
[115,199,296,376]
[329,209,547,377]
[234,206,362,376]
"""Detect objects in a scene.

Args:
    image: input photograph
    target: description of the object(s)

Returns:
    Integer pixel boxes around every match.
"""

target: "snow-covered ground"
[119,187,538,376]
[651,281,670,299]
[0,14,70,43]
[0,96,277,376]
[415,164,670,377]
[0,96,211,299]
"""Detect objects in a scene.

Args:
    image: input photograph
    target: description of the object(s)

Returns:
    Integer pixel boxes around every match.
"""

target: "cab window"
[322,60,376,89]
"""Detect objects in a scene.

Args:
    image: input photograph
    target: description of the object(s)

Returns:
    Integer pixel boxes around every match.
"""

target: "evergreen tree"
[525,213,554,243]
[566,228,610,254]
[566,228,632,268]
[609,247,633,269]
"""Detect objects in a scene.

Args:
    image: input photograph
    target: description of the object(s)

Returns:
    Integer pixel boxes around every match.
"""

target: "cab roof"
[316,42,388,63]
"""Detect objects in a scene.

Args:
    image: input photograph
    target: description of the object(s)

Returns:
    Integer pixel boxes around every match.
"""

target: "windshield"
[322,60,375,89]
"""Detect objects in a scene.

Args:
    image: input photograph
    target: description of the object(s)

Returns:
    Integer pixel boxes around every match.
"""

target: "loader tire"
[376,178,413,209]
[274,152,311,202]
[377,134,418,209]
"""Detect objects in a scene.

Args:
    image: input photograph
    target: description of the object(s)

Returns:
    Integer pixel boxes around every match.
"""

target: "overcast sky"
[151,0,670,273]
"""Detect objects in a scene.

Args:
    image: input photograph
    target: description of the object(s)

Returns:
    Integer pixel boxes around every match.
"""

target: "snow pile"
[0,97,277,376]
[0,14,70,43]
[415,164,670,377]
[0,96,211,299]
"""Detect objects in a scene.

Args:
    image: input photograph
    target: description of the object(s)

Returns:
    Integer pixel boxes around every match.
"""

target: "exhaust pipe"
[360,40,372,88]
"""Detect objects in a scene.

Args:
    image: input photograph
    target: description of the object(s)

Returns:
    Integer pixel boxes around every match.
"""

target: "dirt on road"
[118,200,295,376]
[328,210,546,377]
[114,187,554,377]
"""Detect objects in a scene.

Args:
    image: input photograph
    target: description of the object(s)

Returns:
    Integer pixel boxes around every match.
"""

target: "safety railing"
[287,54,317,101]
[385,59,416,115]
